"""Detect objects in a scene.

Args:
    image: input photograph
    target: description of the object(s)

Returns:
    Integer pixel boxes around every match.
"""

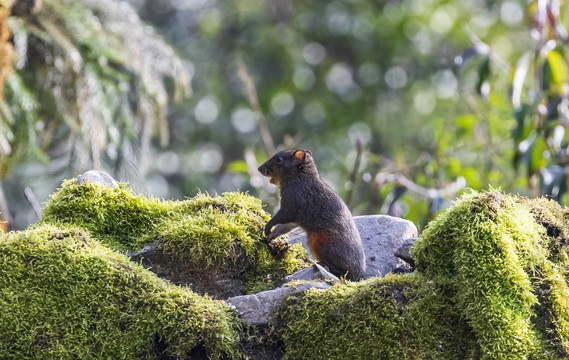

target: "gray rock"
[128,243,249,299]
[226,282,331,325]
[358,216,417,278]
[282,263,339,283]
[271,222,299,238]
[282,215,418,279]
[283,266,323,283]
[76,170,118,188]
[394,237,417,267]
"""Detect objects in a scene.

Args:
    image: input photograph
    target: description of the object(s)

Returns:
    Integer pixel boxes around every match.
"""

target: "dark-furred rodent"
[258,149,366,281]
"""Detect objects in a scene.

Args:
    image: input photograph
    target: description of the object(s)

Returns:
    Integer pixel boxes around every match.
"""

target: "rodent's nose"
[258,164,270,176]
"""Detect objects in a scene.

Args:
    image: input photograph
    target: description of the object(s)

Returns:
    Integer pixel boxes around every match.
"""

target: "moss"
[518,197,569,354]
[411,190,547,358]
[412,190,569,359]
[518,196,569,263]
[0,224,242,359]
[40,180,172,251]
[278,190,569,359]
[277,273,476,360]
[40,179,309,293]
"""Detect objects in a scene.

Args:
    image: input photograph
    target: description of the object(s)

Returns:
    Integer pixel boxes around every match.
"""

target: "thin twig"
[463,25,510,75]
[236,58,276,155]
[377,172,466,199]
[0,181,12,230]
[346,139,363,207]
[24,187,42,219]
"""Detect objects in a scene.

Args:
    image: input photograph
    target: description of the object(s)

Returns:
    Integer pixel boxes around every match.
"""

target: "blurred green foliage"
[132,0,531,228]
[0,0,189,228]
[4,0,189,173]
[5,0,569,230]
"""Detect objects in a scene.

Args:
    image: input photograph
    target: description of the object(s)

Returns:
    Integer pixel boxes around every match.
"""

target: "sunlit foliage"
[1,0,190,179]
[5,0,567,230]
[133,0,530,227]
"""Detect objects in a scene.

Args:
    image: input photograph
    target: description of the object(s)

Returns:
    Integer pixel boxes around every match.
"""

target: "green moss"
[0,224,242,359]
[152,191,275,266]
[277,273,475,360]
[40,179,309,293]
[412,190,569,359]
[519,196,569,264]
[40,180,172,251]
[412,190,547,359]
[278,190,569,359]
[519,197,569,353]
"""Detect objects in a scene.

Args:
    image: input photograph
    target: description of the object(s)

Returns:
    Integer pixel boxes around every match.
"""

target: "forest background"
[0,0,565,231]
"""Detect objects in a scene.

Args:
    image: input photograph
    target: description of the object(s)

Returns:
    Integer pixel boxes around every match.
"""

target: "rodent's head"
[258,149,316,185]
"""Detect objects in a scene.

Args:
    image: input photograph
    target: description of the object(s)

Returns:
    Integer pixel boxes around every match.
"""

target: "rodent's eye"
[276,157,283,163]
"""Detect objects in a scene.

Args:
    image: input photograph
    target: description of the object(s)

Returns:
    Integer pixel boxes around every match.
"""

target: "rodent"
[258,149,366,281]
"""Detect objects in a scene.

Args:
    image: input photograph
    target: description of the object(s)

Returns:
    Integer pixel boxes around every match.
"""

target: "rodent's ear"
[293,150,308,165]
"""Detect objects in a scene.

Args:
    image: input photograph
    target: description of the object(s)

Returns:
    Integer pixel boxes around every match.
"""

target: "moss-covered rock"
[0,225,241,359]
[39,179,308,294]
[40,180,176,251]
[277,274,475,359]
[413,190,568,359]
[18,179,569,359]
[277,190,569,359]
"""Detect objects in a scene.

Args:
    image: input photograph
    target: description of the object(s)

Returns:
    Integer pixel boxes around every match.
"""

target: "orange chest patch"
[307,231,331,261]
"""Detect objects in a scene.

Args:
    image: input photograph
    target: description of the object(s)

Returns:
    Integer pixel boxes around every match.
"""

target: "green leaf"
[546,50,568,90]
[447,157,462,175]
[227,160,249,173]
[542,58,552,91]
[513,104,532,144]
[511,52,531,110]
[476,56,491,100]
[454,114,477,133]
[530,136,547,174]
[463,167,481,189]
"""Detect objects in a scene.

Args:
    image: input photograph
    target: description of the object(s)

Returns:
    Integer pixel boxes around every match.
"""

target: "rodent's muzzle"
[258,163,271,177]
[258,163,278,184]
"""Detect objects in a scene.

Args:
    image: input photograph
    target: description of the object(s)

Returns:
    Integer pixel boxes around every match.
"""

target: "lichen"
[0,224,242,359]
[39,179,309,293]
[277,189,569,359]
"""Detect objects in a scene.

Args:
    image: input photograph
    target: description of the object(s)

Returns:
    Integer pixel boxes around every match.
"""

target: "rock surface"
[128,243,250,299]
[394,237,417,268]
[76,170,118,188]
[282,264,339,283]
[226,281,331,325]
[283,215,418,279]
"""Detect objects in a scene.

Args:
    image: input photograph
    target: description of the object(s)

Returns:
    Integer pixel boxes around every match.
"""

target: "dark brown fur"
[258,149,366,280]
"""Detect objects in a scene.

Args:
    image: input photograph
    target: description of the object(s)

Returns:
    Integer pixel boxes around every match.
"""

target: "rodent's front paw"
[264,224,272,237]
[267,237,290,258]
[266,232,276,241]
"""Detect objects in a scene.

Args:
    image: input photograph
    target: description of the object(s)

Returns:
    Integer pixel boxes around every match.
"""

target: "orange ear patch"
[293,150,306,165]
